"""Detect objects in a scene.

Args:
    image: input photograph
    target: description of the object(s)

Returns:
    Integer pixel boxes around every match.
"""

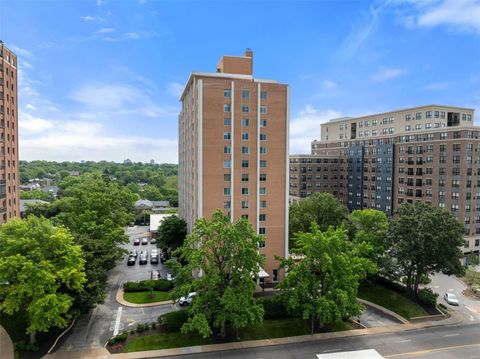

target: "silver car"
[444,292,459,306]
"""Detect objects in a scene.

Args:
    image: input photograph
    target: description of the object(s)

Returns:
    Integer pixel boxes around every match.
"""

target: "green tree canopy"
[169,211,265,338]
[20,189,55,202]
[278,224,376,334]
[289,193,346,236]
[0,217,86,342]
[157,215,187,249]
[390,202,465,296]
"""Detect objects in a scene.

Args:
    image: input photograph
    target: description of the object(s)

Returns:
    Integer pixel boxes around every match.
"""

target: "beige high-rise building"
[0,41,19,223]
[179,50,289,282]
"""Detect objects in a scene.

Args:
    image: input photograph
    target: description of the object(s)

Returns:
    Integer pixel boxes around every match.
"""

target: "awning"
[258,268,269,278]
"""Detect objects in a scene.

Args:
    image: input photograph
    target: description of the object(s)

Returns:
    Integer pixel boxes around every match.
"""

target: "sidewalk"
[45,310,464,359]
[116,288,173,308]
[0,323,14,359]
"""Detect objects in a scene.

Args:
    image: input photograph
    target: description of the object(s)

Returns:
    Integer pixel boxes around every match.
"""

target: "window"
[426,111,432,118]
[242,173,249,182]
[260,160,267,168]
[241,160,249,168]
[223,160,231,168]
[224,89,231,98]
[242,105,249,113]
[260,119,267,127]
[259,227,266,235]
[224,104,231,112]
[224,118,231,126]
[224,146,231,154]
[241,214,249,220]
[242,132,249,140]
[259,173,266,181]
[260,147,267,154]
[224,201,231,209]
[259,214,266,221]
[224,132,231,140]
[260,91,267,100]
[223,188,230,195]
[260,106,267,114]
[260,187,266,195]
[241,119,249,127]
[260,133,267,140]
[272,269,278,282]
[242,188,249,195]
[241,89,249,99]
[416,112,422,120]
[241,146,249,154]
[224,174,231,181]
[241,201,249,209]
[260,200,267,208]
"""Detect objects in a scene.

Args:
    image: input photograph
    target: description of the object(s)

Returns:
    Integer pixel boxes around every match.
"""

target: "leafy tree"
[0,217,86,343]
[169,211,265,338]
[278,224,376,334]
[390,202,465,296]
[347,209,390,270]
[466,252,480,267]
[289,193,345,236]
[157,215,187,249]
[142,184,164,201]
[53,174,136,313]
[20,189,55,202]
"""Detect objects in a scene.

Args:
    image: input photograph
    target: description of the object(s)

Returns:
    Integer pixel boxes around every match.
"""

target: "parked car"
[139,250,148,264]
[166,273,173,281]
[151,270,160,280]
[151,249,158,256]
[128,249,138,258]
[133,238,140,246]
[141,238,149,245]
[127,256,136,266]
[178,292,196,306]
[150,253,159,264]
[150,238,157,244]
[444,292,459,306]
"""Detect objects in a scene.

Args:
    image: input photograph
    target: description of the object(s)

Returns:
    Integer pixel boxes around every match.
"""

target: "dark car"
[133,238,140,246]
[150,253,159,264]
[127,256,136,266]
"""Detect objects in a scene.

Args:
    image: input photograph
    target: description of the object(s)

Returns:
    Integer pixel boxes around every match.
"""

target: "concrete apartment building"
[0,41,19,223]
[179,50,289,282]
[291,105,479,260]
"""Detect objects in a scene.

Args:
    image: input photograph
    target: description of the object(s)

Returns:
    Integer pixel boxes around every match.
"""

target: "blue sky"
[1,0,479,163]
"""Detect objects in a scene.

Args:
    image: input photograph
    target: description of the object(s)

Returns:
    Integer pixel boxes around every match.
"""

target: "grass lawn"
[123,291,171,304]
[124,318,351,352]
[358,283,428,319]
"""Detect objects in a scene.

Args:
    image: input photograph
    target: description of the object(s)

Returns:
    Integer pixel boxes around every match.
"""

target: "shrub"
[159,310,189,332]
[124,279,173,293]
[258,297,291,319]
[420,274,431,285]
[151,322,157,329]
[136,323,147,333]
[14,343,39,352]
[417,288,438,307]
[107,332,128,345]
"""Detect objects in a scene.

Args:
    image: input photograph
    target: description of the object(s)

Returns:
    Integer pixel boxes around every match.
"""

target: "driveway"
[428,272,480,323]
[57,226,175,352]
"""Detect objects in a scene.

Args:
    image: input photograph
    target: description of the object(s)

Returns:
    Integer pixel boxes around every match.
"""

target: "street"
[153,322,480,359]
[57,226,174,352]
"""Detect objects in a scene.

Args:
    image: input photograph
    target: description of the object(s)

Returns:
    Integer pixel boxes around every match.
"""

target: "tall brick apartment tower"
[179,50,289,282]
[0,41,19,223]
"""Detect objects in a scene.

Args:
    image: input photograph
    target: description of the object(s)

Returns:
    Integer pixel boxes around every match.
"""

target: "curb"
[116,288,173,308]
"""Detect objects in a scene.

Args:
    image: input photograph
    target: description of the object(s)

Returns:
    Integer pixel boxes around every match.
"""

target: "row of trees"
[0,174,136,342]
[167,193,466,339]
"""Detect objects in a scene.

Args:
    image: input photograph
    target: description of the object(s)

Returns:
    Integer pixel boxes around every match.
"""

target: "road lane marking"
[385,343,480,357]
[113,306,123,336]
[395,339,411,343]
[443,333,459,337]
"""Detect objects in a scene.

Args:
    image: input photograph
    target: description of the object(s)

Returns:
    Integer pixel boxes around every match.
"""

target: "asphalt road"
[153,323,480,359]
[58,226,174,352]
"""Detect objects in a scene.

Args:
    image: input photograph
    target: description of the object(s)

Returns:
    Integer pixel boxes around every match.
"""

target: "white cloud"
[289,106,342,154]
[167,82,184,98]
[96,27,116,34]
[26,104,36,110]
[100,30,157,41]
[96,0,105,6]
[19,114,55,134]
[10,45,32,58]
[392,0,480,33]
[80,15,105,23]
[371,67,407,81]
[423,81,452,90]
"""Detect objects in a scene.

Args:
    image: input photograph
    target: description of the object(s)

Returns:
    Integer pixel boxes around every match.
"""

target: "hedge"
[107,332,128,345]
[124,279,173,293]
[158,310,190,332]
[417,288,438,307]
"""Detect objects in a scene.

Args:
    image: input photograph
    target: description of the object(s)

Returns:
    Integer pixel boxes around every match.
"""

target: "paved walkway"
[116,288,173,308]
[0,323,14,359]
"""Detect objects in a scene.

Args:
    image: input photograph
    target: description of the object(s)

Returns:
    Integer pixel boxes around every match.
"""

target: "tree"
[347,209,390,270]
[53,174,136,313]
[289,193,345,236]
[169,211,265,338]
[0,217,86,343]
[20,189,55,202]
[157,215,187,249]
[278,224,376,334]
[390,202,465,296]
